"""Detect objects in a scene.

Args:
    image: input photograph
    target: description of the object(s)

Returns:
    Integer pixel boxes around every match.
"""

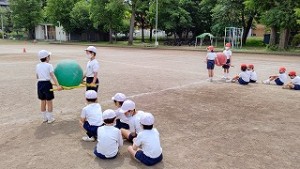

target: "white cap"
[102,109,116,120]
[85,46,97,53]
[38,50,51,59]
[85,90,97,99]
[112,93,126,102]
[119,100,135,113]
[140,112,155,125]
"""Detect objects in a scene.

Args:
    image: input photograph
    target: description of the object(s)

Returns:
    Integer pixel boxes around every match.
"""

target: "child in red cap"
[283,71,300,90]
[205,46,217,82]
[262,67,287,85]
[247,64,257,83]
[226,64,250,85]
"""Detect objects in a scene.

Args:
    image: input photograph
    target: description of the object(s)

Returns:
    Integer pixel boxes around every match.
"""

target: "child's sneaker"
[47,118,55,124]
[262,80,270,85]
[226,79,232,83]
[82,136,95,142]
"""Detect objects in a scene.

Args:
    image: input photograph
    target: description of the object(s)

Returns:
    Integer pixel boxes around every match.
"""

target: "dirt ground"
[0,43,299,169]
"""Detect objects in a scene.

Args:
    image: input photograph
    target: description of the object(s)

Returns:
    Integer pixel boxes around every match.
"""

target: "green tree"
[212,0,256,45]
[70,0,94,40]
[90,0,126,43]
[46,0,79,33]
[125,0,140,45]
[158,0,192,40]
[10,0,43,39]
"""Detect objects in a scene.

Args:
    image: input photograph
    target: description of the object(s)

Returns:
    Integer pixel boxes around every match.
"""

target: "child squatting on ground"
[127,112,163,166]
[205,46,217,82]
[80,90,103,142]
[36,50,62,124]
[94,109,123,159]
[83,46,99,92]
[227,64,250,85]
[112,93,131,130]
[119,100,145,143]
[282,71,300,90]
[262,67,288,86]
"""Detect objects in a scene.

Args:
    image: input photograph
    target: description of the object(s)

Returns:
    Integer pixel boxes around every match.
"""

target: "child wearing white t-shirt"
[83,46,99,92]
[247,64,257,83]
[94,109,123,159]
[263,67,287,86]
[283,71,300,90]
[128,112,163,166]
[227,64,250,85]
[222,43,232,79]
[112,93,130,130]
[119,100,144,142]
[80,90,103,142]
[205,46,217,82]
[36,50,62,124]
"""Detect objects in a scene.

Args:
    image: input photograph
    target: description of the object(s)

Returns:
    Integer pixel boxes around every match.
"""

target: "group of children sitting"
[205,44,300,90]
[226,64,300,90]
[80,91,163,166]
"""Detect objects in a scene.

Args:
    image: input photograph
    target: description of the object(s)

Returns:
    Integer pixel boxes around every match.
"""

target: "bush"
[291,34,300,47]
[245,37,265,47]
[266,44,278,51]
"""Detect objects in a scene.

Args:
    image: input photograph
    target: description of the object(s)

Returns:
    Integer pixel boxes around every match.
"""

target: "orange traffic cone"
[23,48,26,53]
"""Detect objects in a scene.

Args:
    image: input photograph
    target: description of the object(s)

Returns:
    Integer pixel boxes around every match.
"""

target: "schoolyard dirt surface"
[0,42,299,169]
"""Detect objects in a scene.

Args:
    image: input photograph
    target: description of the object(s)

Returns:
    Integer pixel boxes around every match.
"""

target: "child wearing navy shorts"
[94,109,123,159]
[205,46,217,82]
[283,71,300,90]
[36,50,62,124]
[227,64,250,85]
[127,113,163,166]
[80,90,103,142]
[263,67,287,86]
[112,93,130,130]
[83,46,99,92]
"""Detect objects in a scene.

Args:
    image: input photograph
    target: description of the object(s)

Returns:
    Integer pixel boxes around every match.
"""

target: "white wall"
[55,26,68,41]
[35,25,45,40]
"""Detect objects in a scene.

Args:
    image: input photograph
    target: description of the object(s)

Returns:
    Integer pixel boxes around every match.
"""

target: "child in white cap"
[128,112,163,166]
[112,93,130,129]
[80,90,103,142]
[119,100,145,142]
[94,109,123,159]
[83,46,99,92]
[36,50,62,124]
[282,71,300,90]
[262,67,287,85]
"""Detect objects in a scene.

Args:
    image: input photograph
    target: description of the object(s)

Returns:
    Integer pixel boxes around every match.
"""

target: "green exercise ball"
[54,60,83,87]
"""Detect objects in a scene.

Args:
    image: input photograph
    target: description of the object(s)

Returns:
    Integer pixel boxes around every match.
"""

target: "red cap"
[279,67,286,72]
[241,64,247,67]
[288,71,296,76]
[207,46,214,51]
[225,43,231,47]
[248,64,254,69]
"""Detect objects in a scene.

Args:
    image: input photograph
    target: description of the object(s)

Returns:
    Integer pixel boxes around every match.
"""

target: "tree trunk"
[141,15,145,43]
[28,29,35,40]
[269,27,276,46]
[128,3,136,46]
[149,25,153,42]
[242,16,254,46]
[109,28,113,44]
[278,28,290,50]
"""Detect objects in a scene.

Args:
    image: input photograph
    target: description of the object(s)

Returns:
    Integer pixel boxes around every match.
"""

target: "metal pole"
[57,21,62,43]
[1,14,4,40]
[155,0,158,46]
